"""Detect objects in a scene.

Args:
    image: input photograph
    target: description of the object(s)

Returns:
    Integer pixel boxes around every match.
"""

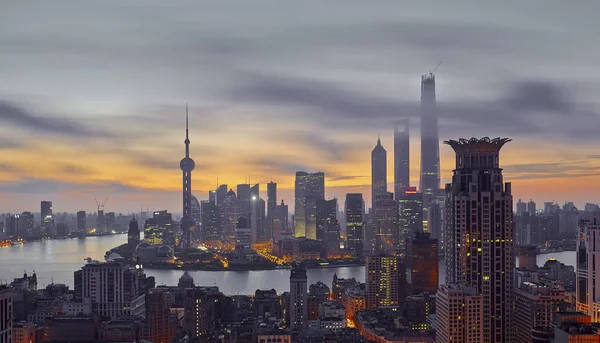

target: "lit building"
[372,192,397,253]
[294,171,325,239]
[394,119,410,201]
[309,281,331,302]
[576,217,600,320]
[553,312,600,343]
[179,104,197,249]
[235,216,252,249]
[251,193,265,244]
[365,254,400,309]
[41,200,55,237]
[19,212,34,238]
[12,321,35,343]
[201,200,220,242]
[184,287,224,337]
[290,262,308,330]
[420,72,440,235]
[237,184,251,220]
[79,261,145,319]
[345,193,364,257]
[371,136,387,210]
[77,210,86,233]
[397,187,423,253]
[316,198,337,241]
[143,288,175,343]
[514,282,565,343]
[215,184,228,206]
[435,284,483,343]
[190,195,201,223]
[407,232,438,295]
[267,181,277,241]
[274,200,289,238]
[443,137,514,343]
[220,189,239,245]
[0,286,12,343]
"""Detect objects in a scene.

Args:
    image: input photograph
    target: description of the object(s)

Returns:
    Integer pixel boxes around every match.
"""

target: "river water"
[0,234,576,295]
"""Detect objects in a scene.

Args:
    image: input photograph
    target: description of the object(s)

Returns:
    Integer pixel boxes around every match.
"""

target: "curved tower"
[179,104,196,249]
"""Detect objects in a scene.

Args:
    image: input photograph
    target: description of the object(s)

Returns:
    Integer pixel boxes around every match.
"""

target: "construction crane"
[95,199,108,211]
[429,61,443,75]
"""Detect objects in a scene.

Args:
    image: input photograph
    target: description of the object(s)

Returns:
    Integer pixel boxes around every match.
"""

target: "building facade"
[290,262,308,330]
[371,137,387,210]
[0,286,12,343]
[394,119,410,201]
[294,172,325,239]
[365,254,400,309]
[436,284,483,343]
[345,193,364,257]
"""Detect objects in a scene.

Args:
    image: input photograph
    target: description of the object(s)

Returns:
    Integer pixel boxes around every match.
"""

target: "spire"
[377,134,381,146]
[184,103,190,157]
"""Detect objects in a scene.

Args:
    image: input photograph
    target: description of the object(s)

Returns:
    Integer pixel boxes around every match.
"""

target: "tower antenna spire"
[185,103,189,140]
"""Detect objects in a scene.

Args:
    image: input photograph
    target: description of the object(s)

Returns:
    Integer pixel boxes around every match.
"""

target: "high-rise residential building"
[517,245,537,270]
[274,200,289,238]
[77,210,86,233]
[267,182,277,241]
[397,187,423,253]
[179,105,197,249]
[576,217,600,321]
[290,262,308,330]
[516,199,527,216]
[220,189,239,244]
[514,282,565,343]
[235,216,252,249]
[443,137,514,343]
[435,284,483,343]
[0,286,12,343]
[365,254,400,309]
[345,194,364,257]
[128,216,141,249]
[371,137,387,210]
[372,192,397,253]
[201,200,220,242]
[294,171,325,239]
[184,287,224,337]
[394,119,410,201]
[407,232,438,295]
[79,262,144,319]
[144,288,175,343]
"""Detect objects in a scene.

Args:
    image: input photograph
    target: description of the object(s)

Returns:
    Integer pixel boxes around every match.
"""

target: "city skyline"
[2,1,600,213]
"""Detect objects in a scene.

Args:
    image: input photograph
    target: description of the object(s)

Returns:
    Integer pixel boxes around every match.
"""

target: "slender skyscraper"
[289,262,308,330]
[267,182,277,240]
[345,193,364,257]
[419,72,440,196]
[294,171,325,239]
[394,119,410,200]
[442,137,514,343]
[371,137,387,209]
[179,104,196,249]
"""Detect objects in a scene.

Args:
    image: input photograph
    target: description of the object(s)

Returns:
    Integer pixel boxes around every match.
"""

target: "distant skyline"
[1,1,600,212]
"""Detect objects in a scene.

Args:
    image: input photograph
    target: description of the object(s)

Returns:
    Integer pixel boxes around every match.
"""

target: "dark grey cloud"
[0,100,110,137]
[503,161,599,174]
[232,72,600,141]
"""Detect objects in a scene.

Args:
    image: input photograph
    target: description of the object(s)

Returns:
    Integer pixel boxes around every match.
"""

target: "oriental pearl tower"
[179,104,196,249]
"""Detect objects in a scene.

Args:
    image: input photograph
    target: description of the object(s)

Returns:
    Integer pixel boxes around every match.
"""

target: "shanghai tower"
[419,72,440,197]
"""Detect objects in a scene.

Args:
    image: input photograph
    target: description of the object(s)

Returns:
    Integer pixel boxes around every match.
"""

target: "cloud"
[0,100,110,137]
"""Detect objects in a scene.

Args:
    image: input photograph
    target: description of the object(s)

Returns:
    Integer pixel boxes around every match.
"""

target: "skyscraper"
[442,137,514,343]
[373,192,397,253]
[220,189,239,245]
[41,200,55,237]
[345,193,364,257]
[407,232,438,295]
[294,171,325,239]
[190,195,201,223]
[19,211,34,238]
[436,284,483,343]
[144,288,175,343]
[576,216,600,321]
[274,200,289,238]
[394,119,410,200]
[0,286,12,343]
[289,262,308,330]
[179,104,196,249]
[128,216,140,249]
[371,136,387,209]
[397,186,423,253]
[77,210,86,233]
[316,198,337,241]
[237,184,251,220]
[419,72,440,197]
[365,254,400,309]
[267,182,277,241]
[201,200,220,242]
[216,184,228,206]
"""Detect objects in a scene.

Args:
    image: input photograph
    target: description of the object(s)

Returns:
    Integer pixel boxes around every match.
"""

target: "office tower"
[407,232,438,295]
[371,137,387,210]
[516,199,527,216]
[514,282,565,343]
[235,216,252,249]
[323,218,341,258]
[528,199,537,215]
[41,200,55,237]
[251,195,265,243]
[17,212,33,238]
[97,204,105,233]
[394,119,410,201]
[80,262,144,319]
[576,217,600,320]
[274,200,289,238]
[443,137,514,343]
[128,216,141,249]
[372,192,397,253]
[517,245,537,270]
[428,192,445,246]
[294,171,325,239]
[105,212,116,229]
[345,194,364,256]
[436,284,483,343]
[0,286,12,343]
[190,195,201,223]
[267,182,277,241]
[184,287,224,337]
[179,105,196,249]
[419,72,440,198]
[237,184,251,219]
[397,187,423,253]
[289,262,308,330]
[560,203,579,236]
[220,189,239,244]
[201,200,220,242]
[365,254,400,309]
[144,288,175,343]
[41,200,52,220]
[208,190,216,204]
[316,198,337,240]
[216,184,228,206]
[5,214,19,238]
[77,210,86,233]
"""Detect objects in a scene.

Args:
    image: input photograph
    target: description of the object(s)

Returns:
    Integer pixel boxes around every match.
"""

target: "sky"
[1,0,600,214]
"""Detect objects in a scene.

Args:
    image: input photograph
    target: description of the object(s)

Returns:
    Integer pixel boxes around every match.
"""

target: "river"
[0,234,576,295]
